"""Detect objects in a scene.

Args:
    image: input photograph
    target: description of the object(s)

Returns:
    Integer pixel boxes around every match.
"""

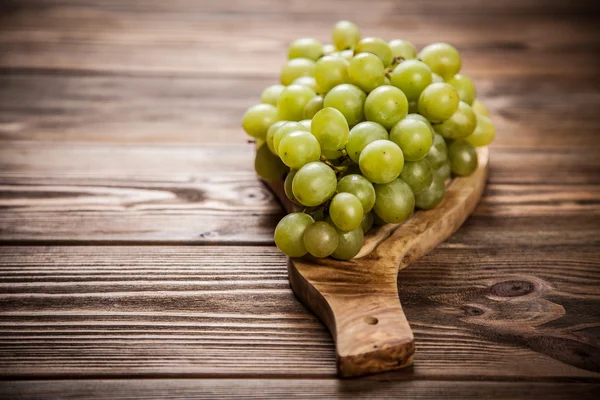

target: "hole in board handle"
[364,316,378,325]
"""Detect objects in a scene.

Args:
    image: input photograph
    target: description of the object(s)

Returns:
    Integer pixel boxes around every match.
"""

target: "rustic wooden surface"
[0,0,599,398]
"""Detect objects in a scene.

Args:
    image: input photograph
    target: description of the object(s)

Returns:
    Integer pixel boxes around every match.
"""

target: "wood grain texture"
[0,245,598,380]
[1,380,599,400]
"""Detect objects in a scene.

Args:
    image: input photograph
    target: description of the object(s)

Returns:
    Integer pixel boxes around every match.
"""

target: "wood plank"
[0,143,599,243]
[0,246,598,379]
[0,380,599,399]
[0,73,598,148]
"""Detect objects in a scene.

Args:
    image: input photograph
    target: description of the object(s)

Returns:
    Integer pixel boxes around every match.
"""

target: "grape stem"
[319,155,348,174]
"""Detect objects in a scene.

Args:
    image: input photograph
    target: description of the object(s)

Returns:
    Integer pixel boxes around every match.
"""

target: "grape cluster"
[242,21,495,261]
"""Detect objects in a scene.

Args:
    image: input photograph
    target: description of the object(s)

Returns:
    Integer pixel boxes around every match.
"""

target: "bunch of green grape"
[242,21,495,261]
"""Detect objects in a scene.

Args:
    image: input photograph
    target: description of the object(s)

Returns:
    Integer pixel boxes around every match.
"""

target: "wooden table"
[0,0,599,398]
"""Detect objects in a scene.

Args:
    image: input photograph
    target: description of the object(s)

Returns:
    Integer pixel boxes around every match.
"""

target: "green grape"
[434,101,477,140]
[472,99,490,116]
[311,107,350,151]
[288,38,324,61]
[254,144,289,181]
[434,161,451,181]
[332,20,361,51]
[446,74,476,105]
[329,192,364,232]
[346,121,388,163]
[432,73,444,83]
[323,83,366,127]
[261,85,286,106]
[322,148,342,160]
[280,58,316,86]
[418,43,462,80]
[292,161,337,206]
[448,140,478,176]
[389,60,432,101]
[337,174,376,213]
[360,212,374,233]
[278,84,316,121]
[418,82,459,123]
[384,76,391,85]
[415,175,445,210]
[323,43,336,55]
[373,178,415,224]
[373,212,388,226]
[284,170,298,203]
[339,49,354,61]
[256,138,265,148]
[389,118,433,161]
[359,140,404,184]
[299,119,312,130]
[266,120,288,154]
[273,121,309,155]
[364,85,408,130]
[314,55,349,93]
[332,227,364,260]
[348,52,385,93]
[354,37,393,67]
[400,158,433,193]
[278,131,321,169]
[242,104,278,140]
[303,221,339,258]
[465,114,495,147]
[292,76,318,92]
[426,133,449,169]
[389,39,417,60]
[405,113,435,136]
[303,96,324,119]
[274,212,314,257]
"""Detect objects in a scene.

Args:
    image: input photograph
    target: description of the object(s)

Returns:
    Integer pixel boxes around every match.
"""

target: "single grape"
[418,82,460,123]
[448,140,478,176]
[354,37,393,67]
[278,131,321,169]
[389,60,432,101]
[373,178,415,224]
[389,39,417,60]
[360,212,374,233]
[322,148,342,160]
[346,121,388,163]
[465,114,495,147]
[323,43,336,55]
[389,118,433,161]
[329,192,364,232]
[292,76,318,92]
[414,175,445,210]
[434,101,477,140]
[280,58,316,86]
[274,212,314,257]
[266,120,288,154]
[332,20,361,51]
[311,107,349,151]
[288,38,324,61]
[299,119,312,130]
[337,174,376,213]
[339,49,354,61]
[426,133,449,169]
[364,85,408,130]
[359,140,404,184]
[405,113,435,136]
[303,96,324,119]
[255,144,289,181]
[261,85,286,106]
[400,158,433,193]
[446,74,476,105]
[303,221,339,258]
[284,170,298,203]
[418,43,462,80]
[384,76,391,85]
[292,161,337,206]
[431,73,444,83]
[332,227,364,260]
[278,84,316,121]
[472,99,490,116]
[348,52,385,93]
[255,138,264,148]
[434,161,451,181]
[242,104,278,140]
[272,121,310,155]
[323,83,366,127]
[314,55,349,94]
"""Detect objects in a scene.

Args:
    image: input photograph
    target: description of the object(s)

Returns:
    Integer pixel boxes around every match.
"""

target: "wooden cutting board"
[265,147,489,378]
